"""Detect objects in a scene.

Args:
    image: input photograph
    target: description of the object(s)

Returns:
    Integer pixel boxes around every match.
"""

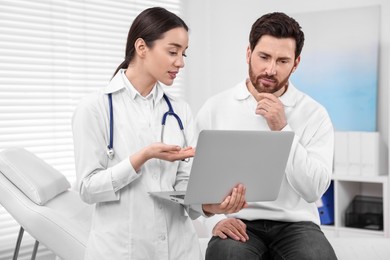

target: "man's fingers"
[230,221,247,241]
[221,185,247,213]
[217,226,240,241]
[214,220,248,241]
[224,223,247,241]
[236,219,249,240]
[226,187,238,209]
[219,195,231,209]
[215,230,228,239]
[238,186,247,211]
[230,185,245,212]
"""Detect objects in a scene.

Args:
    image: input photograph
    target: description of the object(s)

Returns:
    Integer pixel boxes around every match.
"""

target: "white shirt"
[72,70,203,260]
[195,80,334,228]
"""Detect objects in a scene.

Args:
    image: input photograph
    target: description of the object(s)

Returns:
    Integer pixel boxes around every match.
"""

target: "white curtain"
[0,0,184,259]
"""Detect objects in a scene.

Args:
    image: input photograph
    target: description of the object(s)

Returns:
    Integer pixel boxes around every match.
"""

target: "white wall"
[182,0,390,145]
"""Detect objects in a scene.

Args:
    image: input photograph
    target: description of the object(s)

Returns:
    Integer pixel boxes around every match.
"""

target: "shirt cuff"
[111,158,140,192]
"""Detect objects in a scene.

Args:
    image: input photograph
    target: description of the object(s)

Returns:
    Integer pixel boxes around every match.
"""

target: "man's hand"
[255,93,286,131]
[212,218,249,242]
[202,184,248,215]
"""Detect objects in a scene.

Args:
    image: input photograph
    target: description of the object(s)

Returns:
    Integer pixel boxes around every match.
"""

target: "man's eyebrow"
[257,51,271,57]
[257,51,292,60]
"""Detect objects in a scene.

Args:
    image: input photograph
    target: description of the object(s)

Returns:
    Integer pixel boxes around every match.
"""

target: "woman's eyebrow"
[168,43,188,50]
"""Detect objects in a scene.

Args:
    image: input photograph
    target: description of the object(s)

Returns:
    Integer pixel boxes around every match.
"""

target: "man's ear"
[134,38,147,58]
[292,56,301,73]
[246,46,251,65]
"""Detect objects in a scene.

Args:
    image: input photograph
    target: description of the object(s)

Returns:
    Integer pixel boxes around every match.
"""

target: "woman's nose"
[174,55,185,68]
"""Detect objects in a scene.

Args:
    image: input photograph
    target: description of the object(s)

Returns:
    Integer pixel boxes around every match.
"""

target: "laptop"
[149,130,294,205]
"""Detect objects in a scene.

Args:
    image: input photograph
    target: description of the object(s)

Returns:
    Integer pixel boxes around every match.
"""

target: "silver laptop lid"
[183,130,294,204]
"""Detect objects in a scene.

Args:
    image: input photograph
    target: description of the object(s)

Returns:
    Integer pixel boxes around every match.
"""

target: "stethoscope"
[106,93,188,160]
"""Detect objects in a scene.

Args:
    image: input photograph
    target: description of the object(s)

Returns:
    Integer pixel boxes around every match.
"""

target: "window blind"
[0,0,184,259]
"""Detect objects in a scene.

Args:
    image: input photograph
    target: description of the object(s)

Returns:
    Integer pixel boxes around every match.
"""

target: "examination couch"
[0,148,92,260]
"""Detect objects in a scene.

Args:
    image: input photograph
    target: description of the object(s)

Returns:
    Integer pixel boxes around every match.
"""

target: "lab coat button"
[152,174,158,180]
[159,235,166,241]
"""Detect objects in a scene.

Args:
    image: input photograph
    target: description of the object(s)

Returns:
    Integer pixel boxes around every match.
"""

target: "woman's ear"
[134,38,147,58]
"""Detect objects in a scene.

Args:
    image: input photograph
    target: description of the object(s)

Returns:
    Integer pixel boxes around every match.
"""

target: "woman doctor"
[72,7,247,260]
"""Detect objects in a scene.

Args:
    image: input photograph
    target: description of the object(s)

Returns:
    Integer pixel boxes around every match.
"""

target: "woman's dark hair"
[113,7,189,76]
[249,12,305,58]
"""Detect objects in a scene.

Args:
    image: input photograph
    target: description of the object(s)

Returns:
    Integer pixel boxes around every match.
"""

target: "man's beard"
[248,60,291,94]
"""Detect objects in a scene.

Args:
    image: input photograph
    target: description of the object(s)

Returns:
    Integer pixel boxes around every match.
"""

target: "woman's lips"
[168,71,178,79]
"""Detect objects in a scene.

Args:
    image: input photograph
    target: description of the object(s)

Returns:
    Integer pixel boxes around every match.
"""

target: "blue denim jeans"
[205,219,337,260]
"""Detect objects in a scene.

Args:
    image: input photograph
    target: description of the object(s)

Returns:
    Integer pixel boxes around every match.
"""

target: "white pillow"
[0,147,70,205]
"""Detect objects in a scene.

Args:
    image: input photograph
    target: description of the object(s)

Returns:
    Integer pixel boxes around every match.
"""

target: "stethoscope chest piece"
[107,146,114,160]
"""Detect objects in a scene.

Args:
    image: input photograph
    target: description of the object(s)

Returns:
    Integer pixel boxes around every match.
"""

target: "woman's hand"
[202,184,248,215]
[146,143,195,161]
[130,143,195,171]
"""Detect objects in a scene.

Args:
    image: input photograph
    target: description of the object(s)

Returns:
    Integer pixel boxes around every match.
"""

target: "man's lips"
[259,77,276,85]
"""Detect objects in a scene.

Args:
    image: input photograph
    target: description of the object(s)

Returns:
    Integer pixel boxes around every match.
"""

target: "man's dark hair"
[249,12,305,58]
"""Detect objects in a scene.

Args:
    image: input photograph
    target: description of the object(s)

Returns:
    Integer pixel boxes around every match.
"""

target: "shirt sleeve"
[283,110,334,203]
[72,95,141,204]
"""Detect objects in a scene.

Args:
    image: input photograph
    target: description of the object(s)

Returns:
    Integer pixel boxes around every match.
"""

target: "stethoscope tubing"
[107,93,115,159]
[107,93,187,159]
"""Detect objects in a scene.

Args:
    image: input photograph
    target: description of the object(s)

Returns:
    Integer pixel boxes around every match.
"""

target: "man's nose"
[265,61,276,76]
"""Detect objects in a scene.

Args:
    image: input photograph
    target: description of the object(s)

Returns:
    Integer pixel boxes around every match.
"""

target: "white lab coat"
[72,70,203,260]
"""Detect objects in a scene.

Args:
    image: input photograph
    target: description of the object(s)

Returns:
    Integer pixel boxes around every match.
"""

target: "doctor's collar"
[124,75,166,105]
[103,69,165,103]
[103,69,127,94]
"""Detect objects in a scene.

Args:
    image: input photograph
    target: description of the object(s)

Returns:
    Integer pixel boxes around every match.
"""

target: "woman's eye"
[169,51,178,56]
[182,53,187,57]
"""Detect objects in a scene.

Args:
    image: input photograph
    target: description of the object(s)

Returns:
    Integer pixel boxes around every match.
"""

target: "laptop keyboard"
[170,194,185,200]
